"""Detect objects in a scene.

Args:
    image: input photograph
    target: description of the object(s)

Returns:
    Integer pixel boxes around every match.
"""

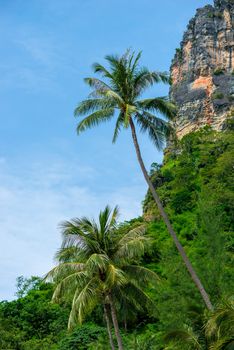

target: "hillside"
[1,127,233,349]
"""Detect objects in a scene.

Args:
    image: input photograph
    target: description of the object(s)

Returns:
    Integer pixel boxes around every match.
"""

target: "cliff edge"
[170,0,234,139]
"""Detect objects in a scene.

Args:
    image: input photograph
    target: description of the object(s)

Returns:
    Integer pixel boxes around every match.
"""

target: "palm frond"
[44,262,85,283]
[52,270,88,304]
[209,338,234,350]
[105,53,130,99]
[136,97,177,120]
[130,51,142,74]
[105,54,121,70]
[76,108,115,135]
[114,282,155,313]
[133,69,170,97]
[98,205,116,235]
[123,265,160,287]
[74,98,116,116]
[68,277,101,327]
[105,264,127,288]
[104,89,124,105]
[123,104,136,128]
[86,253,110,273]
[54,246,81,262]
[84,77,113,93]
[112,112,124,143]
[135,111,169,150]
[109,205,119,228]
[59,222,87,251]
[206,299,234,339]
[165,327,202,350]
[92,62,113,79]
[59,219,101,256]
[114,225,150,262]
[73,278,102,324]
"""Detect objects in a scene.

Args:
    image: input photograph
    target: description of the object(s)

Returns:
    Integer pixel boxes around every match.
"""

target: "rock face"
[170,0,234,139]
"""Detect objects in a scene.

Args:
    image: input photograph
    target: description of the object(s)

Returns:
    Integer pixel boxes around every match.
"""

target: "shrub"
[207,11,214,18]
[175,48,183,62]
[212,91,224,100]
[57,324,106,350]
[213,68,224,75]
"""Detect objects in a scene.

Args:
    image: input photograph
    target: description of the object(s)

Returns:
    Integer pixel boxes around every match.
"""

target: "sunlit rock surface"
[170,0,234,139]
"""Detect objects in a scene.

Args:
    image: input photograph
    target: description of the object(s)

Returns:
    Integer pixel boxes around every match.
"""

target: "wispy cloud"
[0,21,76,93]
[17,37,59,68]
[0,155,145,300]
[0,65,60,93]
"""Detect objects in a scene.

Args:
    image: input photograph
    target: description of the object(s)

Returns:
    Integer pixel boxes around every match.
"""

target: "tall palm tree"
[74,50,213,311]
[46,206,158,350]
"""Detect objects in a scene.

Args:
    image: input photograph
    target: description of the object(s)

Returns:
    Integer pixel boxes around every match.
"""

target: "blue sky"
[0,0,213,300]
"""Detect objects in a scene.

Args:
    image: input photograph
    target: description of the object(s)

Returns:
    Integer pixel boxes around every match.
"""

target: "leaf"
[76,108,115,134]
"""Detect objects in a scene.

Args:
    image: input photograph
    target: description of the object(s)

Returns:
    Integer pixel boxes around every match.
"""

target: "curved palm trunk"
[104,303,115,350]
[108,294,124,350]
[129,117,213,311]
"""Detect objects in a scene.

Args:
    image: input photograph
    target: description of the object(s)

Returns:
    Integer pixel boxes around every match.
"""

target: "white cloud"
[17,37,58,67]
[0,156,145,300]
[0,27,75,93]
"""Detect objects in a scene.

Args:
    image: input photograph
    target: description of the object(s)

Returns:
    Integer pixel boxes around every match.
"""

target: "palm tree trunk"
[108,294,124,350]
[104,303,115,350]
[129,117,213,311]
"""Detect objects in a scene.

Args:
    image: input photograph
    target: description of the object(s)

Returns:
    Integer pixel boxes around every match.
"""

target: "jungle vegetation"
[1,126,233,349]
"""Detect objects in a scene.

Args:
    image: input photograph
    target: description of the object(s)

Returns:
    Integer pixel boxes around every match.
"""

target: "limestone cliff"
[170,0,234,139]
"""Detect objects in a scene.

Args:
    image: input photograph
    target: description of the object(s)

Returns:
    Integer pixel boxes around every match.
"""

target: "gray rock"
[170,0,234,139]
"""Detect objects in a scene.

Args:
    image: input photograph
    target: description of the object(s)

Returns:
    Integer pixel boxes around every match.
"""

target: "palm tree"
[205,298,234,350]
[46,206,158,350]
[164,298,234,350]
[164,326,202,350]
[74,50,213,311]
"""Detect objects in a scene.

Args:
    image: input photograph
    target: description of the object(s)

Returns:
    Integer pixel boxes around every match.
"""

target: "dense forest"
[1,126,233,349]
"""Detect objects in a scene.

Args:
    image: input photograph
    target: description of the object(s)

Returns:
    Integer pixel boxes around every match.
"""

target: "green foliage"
[212,91,225,100]
[225,115,234,131]
[57,324,106,350]
[22,336,58,350]
[75,50,176,149]
[0,279,69,349]
[207,11,215,18]
[164,298,234,350]
[44,205,158,350]
[143,128,234,334]
[175,48,183,62]
[213,68,225,76]
[1,129,233,349]
[16,276,42,298]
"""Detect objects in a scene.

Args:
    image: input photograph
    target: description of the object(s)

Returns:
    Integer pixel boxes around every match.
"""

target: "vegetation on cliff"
[1,127,233,349]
